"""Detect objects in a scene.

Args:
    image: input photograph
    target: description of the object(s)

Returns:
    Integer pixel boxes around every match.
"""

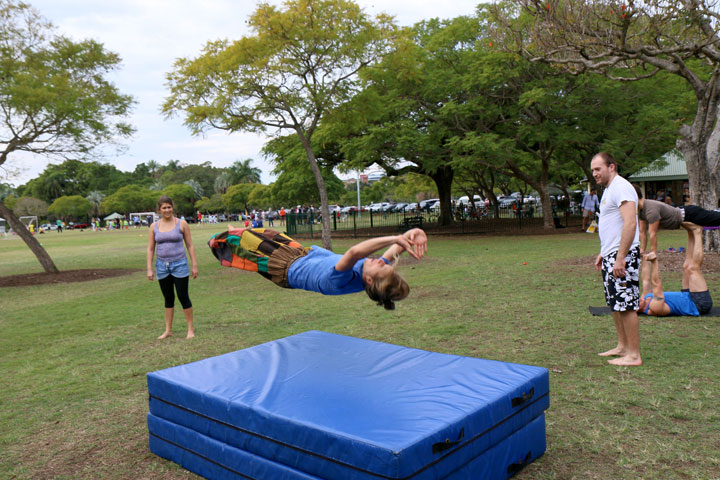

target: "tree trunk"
[429,165,454,226]
[536,185,554,230]
[298,132,332,250]
[0,201,60,274]
[677,88,720,251]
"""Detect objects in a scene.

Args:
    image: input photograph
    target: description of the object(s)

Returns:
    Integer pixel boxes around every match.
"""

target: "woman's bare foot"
[608,355,642,366]
[186,330,195,339]
[158,331,172,340]
[598,346,626,357]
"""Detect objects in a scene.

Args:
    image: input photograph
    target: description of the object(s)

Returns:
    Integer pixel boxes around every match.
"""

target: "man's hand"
[594,254,602,271]
[613,257,627,278]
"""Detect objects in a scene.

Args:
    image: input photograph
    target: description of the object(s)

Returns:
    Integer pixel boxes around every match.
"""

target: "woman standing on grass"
[147,196,198,339]
[208,227,427,310]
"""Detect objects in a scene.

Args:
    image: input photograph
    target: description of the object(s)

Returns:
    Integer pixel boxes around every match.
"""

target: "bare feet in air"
[643,252,657,261]
[608,355,642,366]
[598,346,626,357]
[158,331,172,340]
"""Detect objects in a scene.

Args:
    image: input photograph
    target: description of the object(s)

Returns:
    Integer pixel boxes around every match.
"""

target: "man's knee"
[683,262,701,276]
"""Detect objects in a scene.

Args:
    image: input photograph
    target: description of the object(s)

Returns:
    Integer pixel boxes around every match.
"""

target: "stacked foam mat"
[147,331,549,480]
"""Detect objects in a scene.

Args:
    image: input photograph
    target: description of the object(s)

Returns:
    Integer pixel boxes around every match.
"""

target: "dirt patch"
[0,268,139,288]
[557,250,720,273]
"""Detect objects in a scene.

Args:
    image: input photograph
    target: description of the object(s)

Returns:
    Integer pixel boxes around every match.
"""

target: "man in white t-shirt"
[591,152,642,366]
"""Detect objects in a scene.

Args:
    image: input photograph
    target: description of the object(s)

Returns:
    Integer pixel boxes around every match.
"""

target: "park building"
[629,149,689,206]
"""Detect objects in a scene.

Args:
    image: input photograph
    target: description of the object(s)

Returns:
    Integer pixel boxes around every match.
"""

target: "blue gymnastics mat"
[148,413,546,480]
[148,331,549,480]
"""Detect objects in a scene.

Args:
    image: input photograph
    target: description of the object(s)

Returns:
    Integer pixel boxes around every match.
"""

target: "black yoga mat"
[589,306,720,316]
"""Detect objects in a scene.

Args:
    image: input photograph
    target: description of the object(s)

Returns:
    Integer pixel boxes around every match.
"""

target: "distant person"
[147,196,199,340]
[591,152,642,366]
[581,188,600,231]
[279,207,286,225]
[56,218,63,233]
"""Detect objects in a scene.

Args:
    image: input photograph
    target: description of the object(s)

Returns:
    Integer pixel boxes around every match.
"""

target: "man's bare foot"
[158,331,172,340]
[608,355,642,366]
[186,331,195,339]
[598,347,626,357]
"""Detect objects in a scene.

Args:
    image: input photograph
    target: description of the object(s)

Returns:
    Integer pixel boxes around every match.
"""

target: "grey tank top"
[154,219,186,262]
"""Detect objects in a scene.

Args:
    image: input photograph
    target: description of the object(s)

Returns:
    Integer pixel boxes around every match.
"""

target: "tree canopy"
[163,0,393,250]
[0,0,135,273]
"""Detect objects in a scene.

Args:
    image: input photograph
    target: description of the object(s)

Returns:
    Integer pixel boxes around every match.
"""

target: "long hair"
[364,257,410,310]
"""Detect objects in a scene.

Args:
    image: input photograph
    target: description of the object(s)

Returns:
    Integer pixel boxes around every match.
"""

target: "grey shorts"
[685,289,713,315]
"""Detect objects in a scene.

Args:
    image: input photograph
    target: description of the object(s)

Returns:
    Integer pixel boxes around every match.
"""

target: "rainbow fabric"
[208,228,304,282]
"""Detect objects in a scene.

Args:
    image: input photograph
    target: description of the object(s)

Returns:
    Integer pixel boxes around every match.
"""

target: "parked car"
[419,199,439,210]
[392,202,408,212]
[497,197,517,208]
[404,202,419,212]
[73,222,90,229]
[341,205,357,213]
[368,202,387,212]
[40,223,57,231]
[458,195,483,206]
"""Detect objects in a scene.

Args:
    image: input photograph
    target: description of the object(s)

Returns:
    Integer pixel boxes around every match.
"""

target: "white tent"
[103,212,124,221]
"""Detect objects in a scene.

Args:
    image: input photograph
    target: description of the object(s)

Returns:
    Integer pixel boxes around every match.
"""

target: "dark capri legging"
[158,275,192,309]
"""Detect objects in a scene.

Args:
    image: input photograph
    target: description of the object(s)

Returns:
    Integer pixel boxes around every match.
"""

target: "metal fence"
[281,207,582,239]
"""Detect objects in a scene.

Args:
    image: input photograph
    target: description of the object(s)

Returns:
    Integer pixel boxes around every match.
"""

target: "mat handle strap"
[432,428,465,454]
[507,452,532,474]
[511,387,534,408]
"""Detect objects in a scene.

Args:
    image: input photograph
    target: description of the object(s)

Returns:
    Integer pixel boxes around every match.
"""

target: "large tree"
[497,0,720,247]
[163,0,392,250]
[0,1,134,273]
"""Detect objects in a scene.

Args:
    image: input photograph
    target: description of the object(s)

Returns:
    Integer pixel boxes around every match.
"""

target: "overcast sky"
[6,0,481,187]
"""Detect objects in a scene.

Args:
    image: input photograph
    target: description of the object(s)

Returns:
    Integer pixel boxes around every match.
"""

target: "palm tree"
[166,159,181,172]
[214,172,232,194]
[230,159,261,184]
[146,159,161,179]
[86,191,105,216]
[184,179,203,198]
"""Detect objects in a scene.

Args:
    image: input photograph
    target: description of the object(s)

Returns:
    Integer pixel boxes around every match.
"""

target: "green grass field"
[1,226,718,479]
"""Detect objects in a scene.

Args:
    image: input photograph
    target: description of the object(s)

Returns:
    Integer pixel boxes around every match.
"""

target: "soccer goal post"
[19,216,38,232]
[129,212,158,226]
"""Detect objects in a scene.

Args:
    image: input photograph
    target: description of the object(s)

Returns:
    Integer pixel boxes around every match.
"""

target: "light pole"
[356,171,361,218]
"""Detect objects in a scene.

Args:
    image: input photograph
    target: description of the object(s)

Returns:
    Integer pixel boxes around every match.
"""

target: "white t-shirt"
[598,175,639,257]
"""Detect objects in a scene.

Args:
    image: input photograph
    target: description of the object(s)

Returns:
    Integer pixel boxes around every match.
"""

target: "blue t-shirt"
[643,292,699,316]
[287,246,366,295]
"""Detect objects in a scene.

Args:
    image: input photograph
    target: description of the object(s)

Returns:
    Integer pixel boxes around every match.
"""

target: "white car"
[458,195,483,206]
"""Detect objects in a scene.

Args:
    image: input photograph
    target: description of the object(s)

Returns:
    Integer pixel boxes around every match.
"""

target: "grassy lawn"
[1,225,718,479]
